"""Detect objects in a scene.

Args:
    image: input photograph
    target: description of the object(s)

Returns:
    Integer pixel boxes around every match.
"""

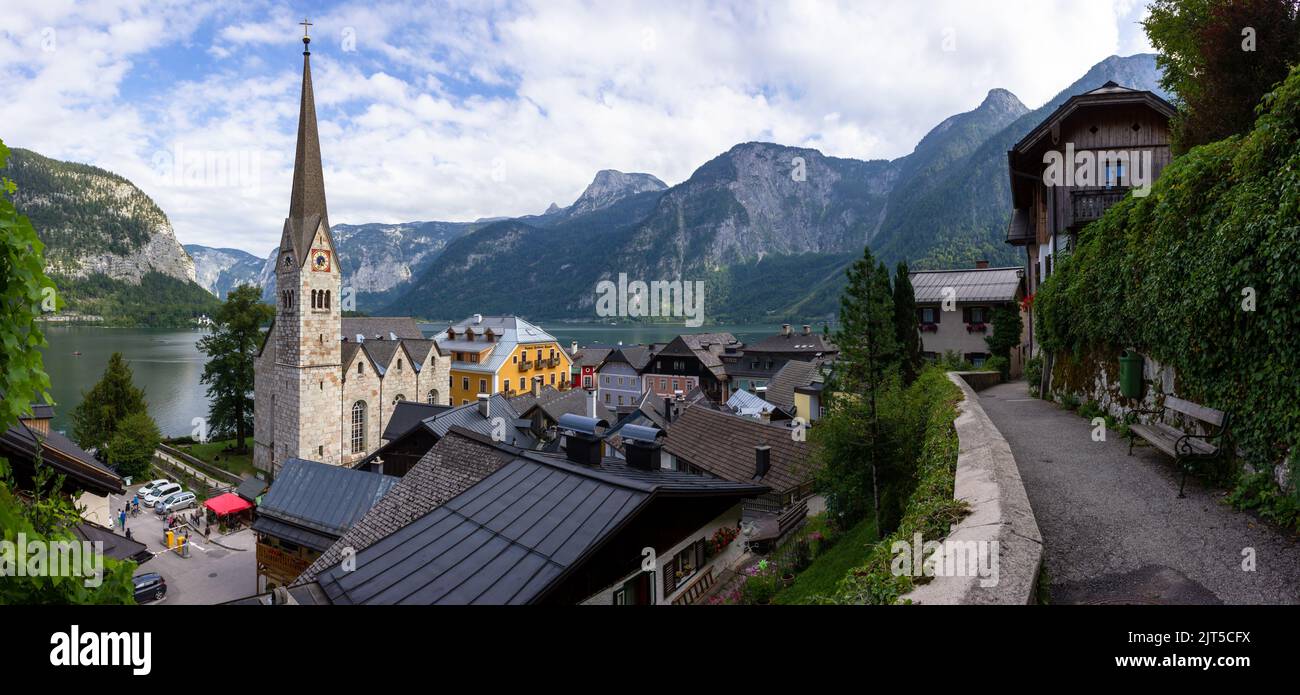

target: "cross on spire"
[300,18,312,38]
[300,18,312,54]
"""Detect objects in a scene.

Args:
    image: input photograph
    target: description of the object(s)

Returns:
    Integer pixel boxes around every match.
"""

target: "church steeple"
[288,19,328,232]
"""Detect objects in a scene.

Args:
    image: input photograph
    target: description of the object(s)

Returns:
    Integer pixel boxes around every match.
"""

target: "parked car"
[155,491,196,514]
[142,482,181,507]
[132,573,166,603]
[137,479,170,498]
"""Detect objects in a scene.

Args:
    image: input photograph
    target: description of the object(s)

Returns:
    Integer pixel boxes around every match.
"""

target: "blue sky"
[1,0,1155,255]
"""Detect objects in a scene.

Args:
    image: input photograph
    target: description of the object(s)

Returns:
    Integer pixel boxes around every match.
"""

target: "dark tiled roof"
[401,339,441,367]
[600,345,652,371]
[507,385,560,415]
[310,434,767,604]
[384,401,452,441]
[663,405,813,493]
[743,331,836,354]
[766,360,819,411]
[252,515,339,552]
[0,422,123,496]
[361,340,401,372]
[342,317,425,341]
[341,341,362,369]
[255,458,399,539]
[526,387,615,424]
[73,522,151,564]
[25,403,54,420]
[574,347,612,369]
[298,431,516,583]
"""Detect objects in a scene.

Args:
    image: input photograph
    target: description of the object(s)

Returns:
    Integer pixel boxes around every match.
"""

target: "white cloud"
[0,0,1151,255]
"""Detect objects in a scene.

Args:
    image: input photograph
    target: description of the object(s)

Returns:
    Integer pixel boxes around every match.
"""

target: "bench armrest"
[1174,431,1226,457]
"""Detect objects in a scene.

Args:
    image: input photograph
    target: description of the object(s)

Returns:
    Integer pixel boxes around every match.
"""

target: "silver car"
[155,491,196,514]
[142,482,181,507]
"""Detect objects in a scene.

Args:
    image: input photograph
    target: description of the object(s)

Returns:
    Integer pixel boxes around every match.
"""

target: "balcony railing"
[518,359,533,371]
[1071,188,1128,226]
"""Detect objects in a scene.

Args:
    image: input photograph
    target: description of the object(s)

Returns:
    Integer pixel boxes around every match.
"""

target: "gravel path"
[977,380,1300,605]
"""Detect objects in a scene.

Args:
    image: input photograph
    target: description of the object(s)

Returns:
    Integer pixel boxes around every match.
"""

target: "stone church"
[253,32,449,477]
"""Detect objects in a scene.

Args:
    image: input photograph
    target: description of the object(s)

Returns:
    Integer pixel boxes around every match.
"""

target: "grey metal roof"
[743,331,836,354]
[422,393,536,448]
[434,315,562,372]
[236,476,268,502]
[251,515,339,552]
[256,458,399,539]
[298,431,517,582]
[909,267,1023,304]
[726,389,781,416]
[310,438,767,605]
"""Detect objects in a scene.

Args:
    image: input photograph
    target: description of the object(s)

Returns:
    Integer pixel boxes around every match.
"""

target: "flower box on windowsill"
[966,322,987,333]
[920,323,938,333]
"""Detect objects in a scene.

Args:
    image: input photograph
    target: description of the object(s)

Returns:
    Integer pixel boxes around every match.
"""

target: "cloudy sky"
[0,0,1155,255]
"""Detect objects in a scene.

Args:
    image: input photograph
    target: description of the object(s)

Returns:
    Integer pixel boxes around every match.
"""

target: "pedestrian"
[125,527,133,541]
[118,508,126,530]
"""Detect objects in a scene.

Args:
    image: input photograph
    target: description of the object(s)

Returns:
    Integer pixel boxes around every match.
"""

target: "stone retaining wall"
[902,373,1043,604]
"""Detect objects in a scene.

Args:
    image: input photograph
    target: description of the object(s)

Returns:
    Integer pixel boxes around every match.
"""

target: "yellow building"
[438,314,573,405]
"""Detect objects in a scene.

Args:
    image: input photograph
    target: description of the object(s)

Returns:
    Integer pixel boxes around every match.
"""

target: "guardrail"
[157,443,244,486]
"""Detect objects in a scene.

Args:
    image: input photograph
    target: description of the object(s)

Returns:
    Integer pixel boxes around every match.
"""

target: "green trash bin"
[1119,350,1143,399]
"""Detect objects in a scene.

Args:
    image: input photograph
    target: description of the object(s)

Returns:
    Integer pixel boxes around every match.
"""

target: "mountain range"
[8,53,1167,326]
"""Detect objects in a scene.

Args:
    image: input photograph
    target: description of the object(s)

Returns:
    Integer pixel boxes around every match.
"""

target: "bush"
[832,369,965,604]
[983,356,1009,380]
[740,562,781,605]
[1024,356,1044,396]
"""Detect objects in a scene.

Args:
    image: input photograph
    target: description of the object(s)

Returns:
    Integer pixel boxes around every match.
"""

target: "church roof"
[342,317,425,342]
[285,35,330,264]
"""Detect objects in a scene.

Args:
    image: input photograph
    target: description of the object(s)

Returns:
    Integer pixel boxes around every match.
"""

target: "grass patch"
[175,439,256,478]
[774,516,878,604]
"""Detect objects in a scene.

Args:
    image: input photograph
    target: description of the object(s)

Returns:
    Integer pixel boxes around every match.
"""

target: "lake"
[37,322,789,437]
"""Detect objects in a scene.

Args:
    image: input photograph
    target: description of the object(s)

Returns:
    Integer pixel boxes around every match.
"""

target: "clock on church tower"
[311,248,331,272]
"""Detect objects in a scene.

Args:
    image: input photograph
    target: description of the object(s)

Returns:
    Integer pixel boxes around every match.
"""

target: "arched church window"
[393,394,406,405]
[351,401,367,453]
[426,389,439,404]
[311,290,317,309]
[325,290,330,309]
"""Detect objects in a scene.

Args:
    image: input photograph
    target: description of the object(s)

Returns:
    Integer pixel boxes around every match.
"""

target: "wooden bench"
[1127,396,1231,498]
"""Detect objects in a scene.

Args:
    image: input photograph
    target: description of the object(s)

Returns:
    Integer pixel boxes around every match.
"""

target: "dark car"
[133,573,167,604]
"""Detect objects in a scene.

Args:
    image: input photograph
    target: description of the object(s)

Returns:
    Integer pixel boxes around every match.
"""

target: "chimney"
[755,385,768,399]
[588,389,597,418]
[625,440,662,471]
[531,376,542,398]
[802,324,811,336]
[759,410,772,424]
[754,445,771,479]
[473,313,483,325]
[571,341,578,354]
[355,333,365,343]
[559,414,605,466]
[663,396,674,423]
[372,456,384,476]
[781,323,791,336]
[975,259,989,269]
[477,393,490,418]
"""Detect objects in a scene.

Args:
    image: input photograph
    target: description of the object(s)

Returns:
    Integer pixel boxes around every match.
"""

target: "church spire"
[288,19,328,229]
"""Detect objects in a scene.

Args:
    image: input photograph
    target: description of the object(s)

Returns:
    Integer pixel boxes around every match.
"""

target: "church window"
[397,358,402,370]
[426,389,439,404]
[358,362,364,375]
[311,290,317,309]
[351,401,367,453]
[393,394,406,405]
[325,290,330,309]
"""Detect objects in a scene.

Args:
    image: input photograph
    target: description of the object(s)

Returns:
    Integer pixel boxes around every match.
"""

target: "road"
[976,380,1300,605]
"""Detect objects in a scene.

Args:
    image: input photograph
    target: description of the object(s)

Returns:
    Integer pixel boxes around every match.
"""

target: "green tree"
[70,352,148,457]
[107,412,161,480]
[821,247,900,530]
[985,305,1024,379]
[892,261,923,386]
[1144,0,1300,151]
[0,139,134,604]
[198,284,273,452]
[0,139,57,426]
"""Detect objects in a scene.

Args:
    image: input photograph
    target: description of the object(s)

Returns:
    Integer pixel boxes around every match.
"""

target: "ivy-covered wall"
[1035,65,1300,492]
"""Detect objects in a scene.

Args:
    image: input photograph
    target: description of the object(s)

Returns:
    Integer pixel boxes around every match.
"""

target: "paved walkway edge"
[905,373,1044,605]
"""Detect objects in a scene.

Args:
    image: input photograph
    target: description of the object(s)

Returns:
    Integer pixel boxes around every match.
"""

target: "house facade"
[596,346,651,409]
[642,333,738,402]
[909,264,1028,375]
[437,315,572,406]
[1006,80,1174,355]
[728,324,836,393]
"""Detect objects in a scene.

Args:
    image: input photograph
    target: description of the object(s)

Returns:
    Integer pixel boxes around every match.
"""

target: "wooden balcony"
[1070,188,1128,226]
